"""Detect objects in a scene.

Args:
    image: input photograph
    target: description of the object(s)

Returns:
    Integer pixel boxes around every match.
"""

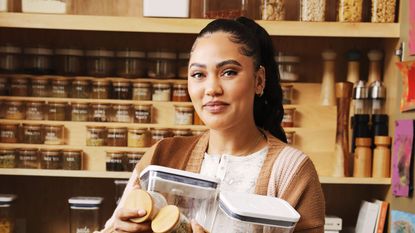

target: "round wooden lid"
[356,137,372,146]
[374,136,391,145]
[123,189,153,223]
[151,205,180,233]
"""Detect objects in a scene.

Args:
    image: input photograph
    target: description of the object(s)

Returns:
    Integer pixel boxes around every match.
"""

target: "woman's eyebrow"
[189,63,206,68]
[216,60,242,68]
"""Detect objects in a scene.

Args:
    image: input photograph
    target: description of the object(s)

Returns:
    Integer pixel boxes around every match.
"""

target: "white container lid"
[68,196,103,208]
[219,191,300,227]
[0,194,17,204]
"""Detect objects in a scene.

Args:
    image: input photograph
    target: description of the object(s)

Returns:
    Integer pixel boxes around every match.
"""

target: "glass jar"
[55,48,84,76]
[40,149,62,169]
[174,105,194,125]
[111,104,132,123]
[0,45,21,73]
[177,53,189,79]
[46,102,67,121]
[106,151,125,171]
[91,79,110,99]
[276,53,300,82]
[152,83,171,101]
[116,49,146,78]
[128,128,151,148]
[71,78,90,98]
[0,149,17,168]
[173,129,192,137]
[112,80,131,100]
[172,83,190,102]
[151,128,171,145]
[133,104,152,123]
[338,0,363,22]
[107,127,128,147]
[147,52,176,79]
[203,0,249,19]
[71,103,89,121]
[31,76,50,97]
[17,148,39,169]
[90,104,111,122]
[0,77,8,95]
[86,126,107,146]
[10,77,29,96]
[260,0,286,20]
[371,0,396,23]
[132,82,152,101]
[281,85,294,104]
[0,194,17,233]
[286,131,295,145]
[0,124,19,143]
[62,150,83,170]
[282,107,296,127]
[192,129,207,136]
[300,0,326,21]
[4,101,25,120]
[51,78,70,98]
[26,101,44,120]
[68,197,103,233]
[44,125,64,145]
[86,49,114,77]
[23,124,44,144]
[126,152,144,171]
[24,46,53,74]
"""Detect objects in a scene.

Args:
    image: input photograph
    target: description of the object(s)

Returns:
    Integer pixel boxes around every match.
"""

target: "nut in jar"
[260,0,286,21]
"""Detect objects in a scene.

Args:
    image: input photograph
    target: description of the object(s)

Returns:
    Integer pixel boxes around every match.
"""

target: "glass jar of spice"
[111,104,132,123]
[86,126,107,146]
[86,49,114,77]
[90,104,111,122]
[25,101,44,120]
[282,107,296,127]
[281,84,294,104]
[92,79,110,99]
[44,125,64,145]
[177,53,189,79]
[132,82,152,101]
[17,148,39,169]
[174,105,194,125]
[23,124,44,144]
[0,45,22,73]
[24,46,53,74]
[0,124,19,143]
[40,149,62,169]
[106,151,125,171]
[62,150,83,170]
[107,127,128,147]
[0,77,8,95]
[71,78,90,98]
[133,104,152,123]
[126,152,144,171]
[128,128,151,148]
[4,101,25,120]
[51,78,70,98]
[10,77,29,96]
[31,76,50,97]
[71,103,89,122]
[46,102,67,121]
[55,48,84,76]
[152,83,171,101]
[116,49,146,78]
[0,149,17,168]
[112,80,131,100]
[151,128,171,145]
[147,52,176,79]
[172,83,190,102]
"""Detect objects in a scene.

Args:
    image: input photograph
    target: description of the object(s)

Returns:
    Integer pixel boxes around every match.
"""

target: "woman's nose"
[205,76,223,97]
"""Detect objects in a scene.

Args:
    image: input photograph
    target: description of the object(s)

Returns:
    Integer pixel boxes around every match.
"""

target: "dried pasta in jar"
[300,0,326,21]
[338,0,363,22]
[371,0,396,23]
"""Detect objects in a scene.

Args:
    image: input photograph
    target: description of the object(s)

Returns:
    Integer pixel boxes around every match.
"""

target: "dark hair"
[195,17,287,143]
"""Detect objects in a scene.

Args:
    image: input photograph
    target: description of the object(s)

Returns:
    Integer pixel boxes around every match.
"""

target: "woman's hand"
[113,208,152,233]
[191,220,209,233]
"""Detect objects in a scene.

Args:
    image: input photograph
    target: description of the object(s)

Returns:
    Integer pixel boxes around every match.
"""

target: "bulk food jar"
[0,194,17,233]
[54,48,84,76]
[86,49,114,77]
[24,46,53,74]
[147,52,176,79]
[116,49,146,78]
[139,165,220,231]
[0,45,21,73]
[214,191,300,233]
[260,0,286,20]
[203,0,249,19]
[68,197,103,233]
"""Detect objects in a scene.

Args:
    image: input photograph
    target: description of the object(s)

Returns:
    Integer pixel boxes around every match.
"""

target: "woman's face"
[188,31,263,131]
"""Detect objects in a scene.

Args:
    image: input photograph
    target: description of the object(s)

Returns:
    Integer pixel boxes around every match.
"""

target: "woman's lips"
[202,101,229,113]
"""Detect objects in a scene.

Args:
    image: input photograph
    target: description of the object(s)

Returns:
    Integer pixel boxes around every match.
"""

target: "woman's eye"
[222,70,237,77]
[190,72,205,79]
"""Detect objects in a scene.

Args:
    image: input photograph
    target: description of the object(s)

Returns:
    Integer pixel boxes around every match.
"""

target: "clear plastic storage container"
[214,191,300,233]
[0,194,17,233]
[139,165,220,231]
[68,197,103,233]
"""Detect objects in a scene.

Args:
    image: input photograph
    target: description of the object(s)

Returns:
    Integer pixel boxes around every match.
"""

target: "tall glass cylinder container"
[69,197,103,233]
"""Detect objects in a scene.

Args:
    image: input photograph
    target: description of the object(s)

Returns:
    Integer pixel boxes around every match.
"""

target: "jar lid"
[113,104,131,109]
[68,196,103,208]
[32,77,49,84]
[40,149,61,155]
[276,55,300,63]
[72,79,90,85]
[107,127,127,132]
[125,189,154,223]
[173,83,187,88]
[27,101,44,106]
[178,52,190,59]
[0,149,16,153]
[284,106,296,111]
[174,105,194,111]
[11,77,28,83]
[114,180,129,185]
[133,81,151,87]
[92,79,110,85]
[151,128,170,133]
[52,78,69,85]
[374,136,391,145]
[0,45,21,54]
[72,102,89,108]
[0,123,19,128]
[24,47,53,55]
[116,50,145,58]
[353,80,369,99]
[55,48,84,56]
[0,194,17,205]
[19,148,38,153]
[322,50,337,60]
[281,84,293,89]
[62,149,83,154]
[23,124,42,129]
[133,104,152,110]
[191,129,207,135]
[6,101,24,106]
[151,205,180,233]
[127,152,144,158]
[106,151,125,157]
[128,128,148,133]
[86,49,114,57]
[87,126,106,130]
[153,83,171,88]
[147,51,176,60]
[347,50,361,61]
[367,49,383,61]
[112,80,131,87]
[173,129,192,135]
[92,103,110,108]
[356,137,371,146]
[43,124,64,129]
[48,101,66,106]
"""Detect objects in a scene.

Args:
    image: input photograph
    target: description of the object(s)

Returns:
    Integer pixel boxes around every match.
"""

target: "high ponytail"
[196,17,287,143]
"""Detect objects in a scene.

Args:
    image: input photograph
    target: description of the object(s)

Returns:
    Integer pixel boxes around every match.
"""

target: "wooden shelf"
[0,13,400,38]
[319,176,391,185]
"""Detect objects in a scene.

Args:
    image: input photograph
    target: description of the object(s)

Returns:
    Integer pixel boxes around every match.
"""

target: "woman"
[101,17,325,233]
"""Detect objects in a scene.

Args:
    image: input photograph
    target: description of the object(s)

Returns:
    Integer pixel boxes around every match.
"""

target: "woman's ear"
[255,66,266,96]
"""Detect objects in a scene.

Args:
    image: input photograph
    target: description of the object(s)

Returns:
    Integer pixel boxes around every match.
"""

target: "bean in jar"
[338,0,363,22]
[46,102,67,121]
[152,83,171,101]
[106,151,125,171]
[40,149,62,169]
[151,128,171,145]
[44,125,64,145]
[31,77,50,97]
[18,148,39,169]
[174,105,194,125]
[112,80,131,100]
[23,124,43,144]
[92,79,110,99]
[116,49,146,78]
[0,124,19,143]
[0,77,8,95]
[71,79,90,98]
[300,0,326,21]
[0,149,16,168]
[25,101,44,120]
[371,0,396,23]
[260,0,286,20]
[133,104,152,123]
[71,103,89,121]
[86,126,107,146]
[126,152,143,171]
[51,78,70,98]
[172,83,190,102]
[54,48,84,76]
[111,104,132,123]
[0,45,21,73]
[4,101,25,120]
[128,128,151,147]
[282,107,296,127]
[107,127,128,147]
[132,82,152,101]
[24,47,53,74]
[86,49,114,77]
[90,104,111,122]
[10,77,29,96]
[62,150,83,170]
[147,52,176,79]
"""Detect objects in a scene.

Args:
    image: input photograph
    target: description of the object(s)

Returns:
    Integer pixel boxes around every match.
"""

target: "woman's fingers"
[191,219,208,233]
[116,208,147,221]
[113,220,151,233]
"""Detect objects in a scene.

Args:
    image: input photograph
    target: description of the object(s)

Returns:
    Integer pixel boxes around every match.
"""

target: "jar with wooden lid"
[172,83,190,102]
[116,49,146,78]
[0,45,21,73]
[286,131,295,145]
[23,124,43,144]
[62,150,83,170]
[91,79,110,99]
[107,127,128,147]
[152,83,171,101]
[111,104,132,123]
[46,102,67,121]
[151,128,171,145]
[40,149,62,169]
[86,126,107,146]
[71,103,89,121]
[51,78,70,98]
[132,82,152,100]
[25,101,44,120]
[112,80,131,100]
[151,205,192,233]
[0,149,17,168]
[90,104,111,122]
[10,77,29,96]
[24,47,53,74]
[372,136,391,178]
[0,77,8,95]
[0,124,19,143]
[86,49,114,77]
[353,137,372,177]
[17,148,39,169]
[124,189,168,223]
[71,78,90,98]
[106,151,125,171]
[174,105,194,125]
[172,129,192,137]
[338,0,363,22]
[128,128,151,147]
[54,48,84,76]
[44,125,64,145]
[177,53,189,79]
[4,101,25,120]
[147,51,176,79]
[31,76,50,97]
[126,151,144,171]
[282,107,296,127]
[133,104,152,123]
